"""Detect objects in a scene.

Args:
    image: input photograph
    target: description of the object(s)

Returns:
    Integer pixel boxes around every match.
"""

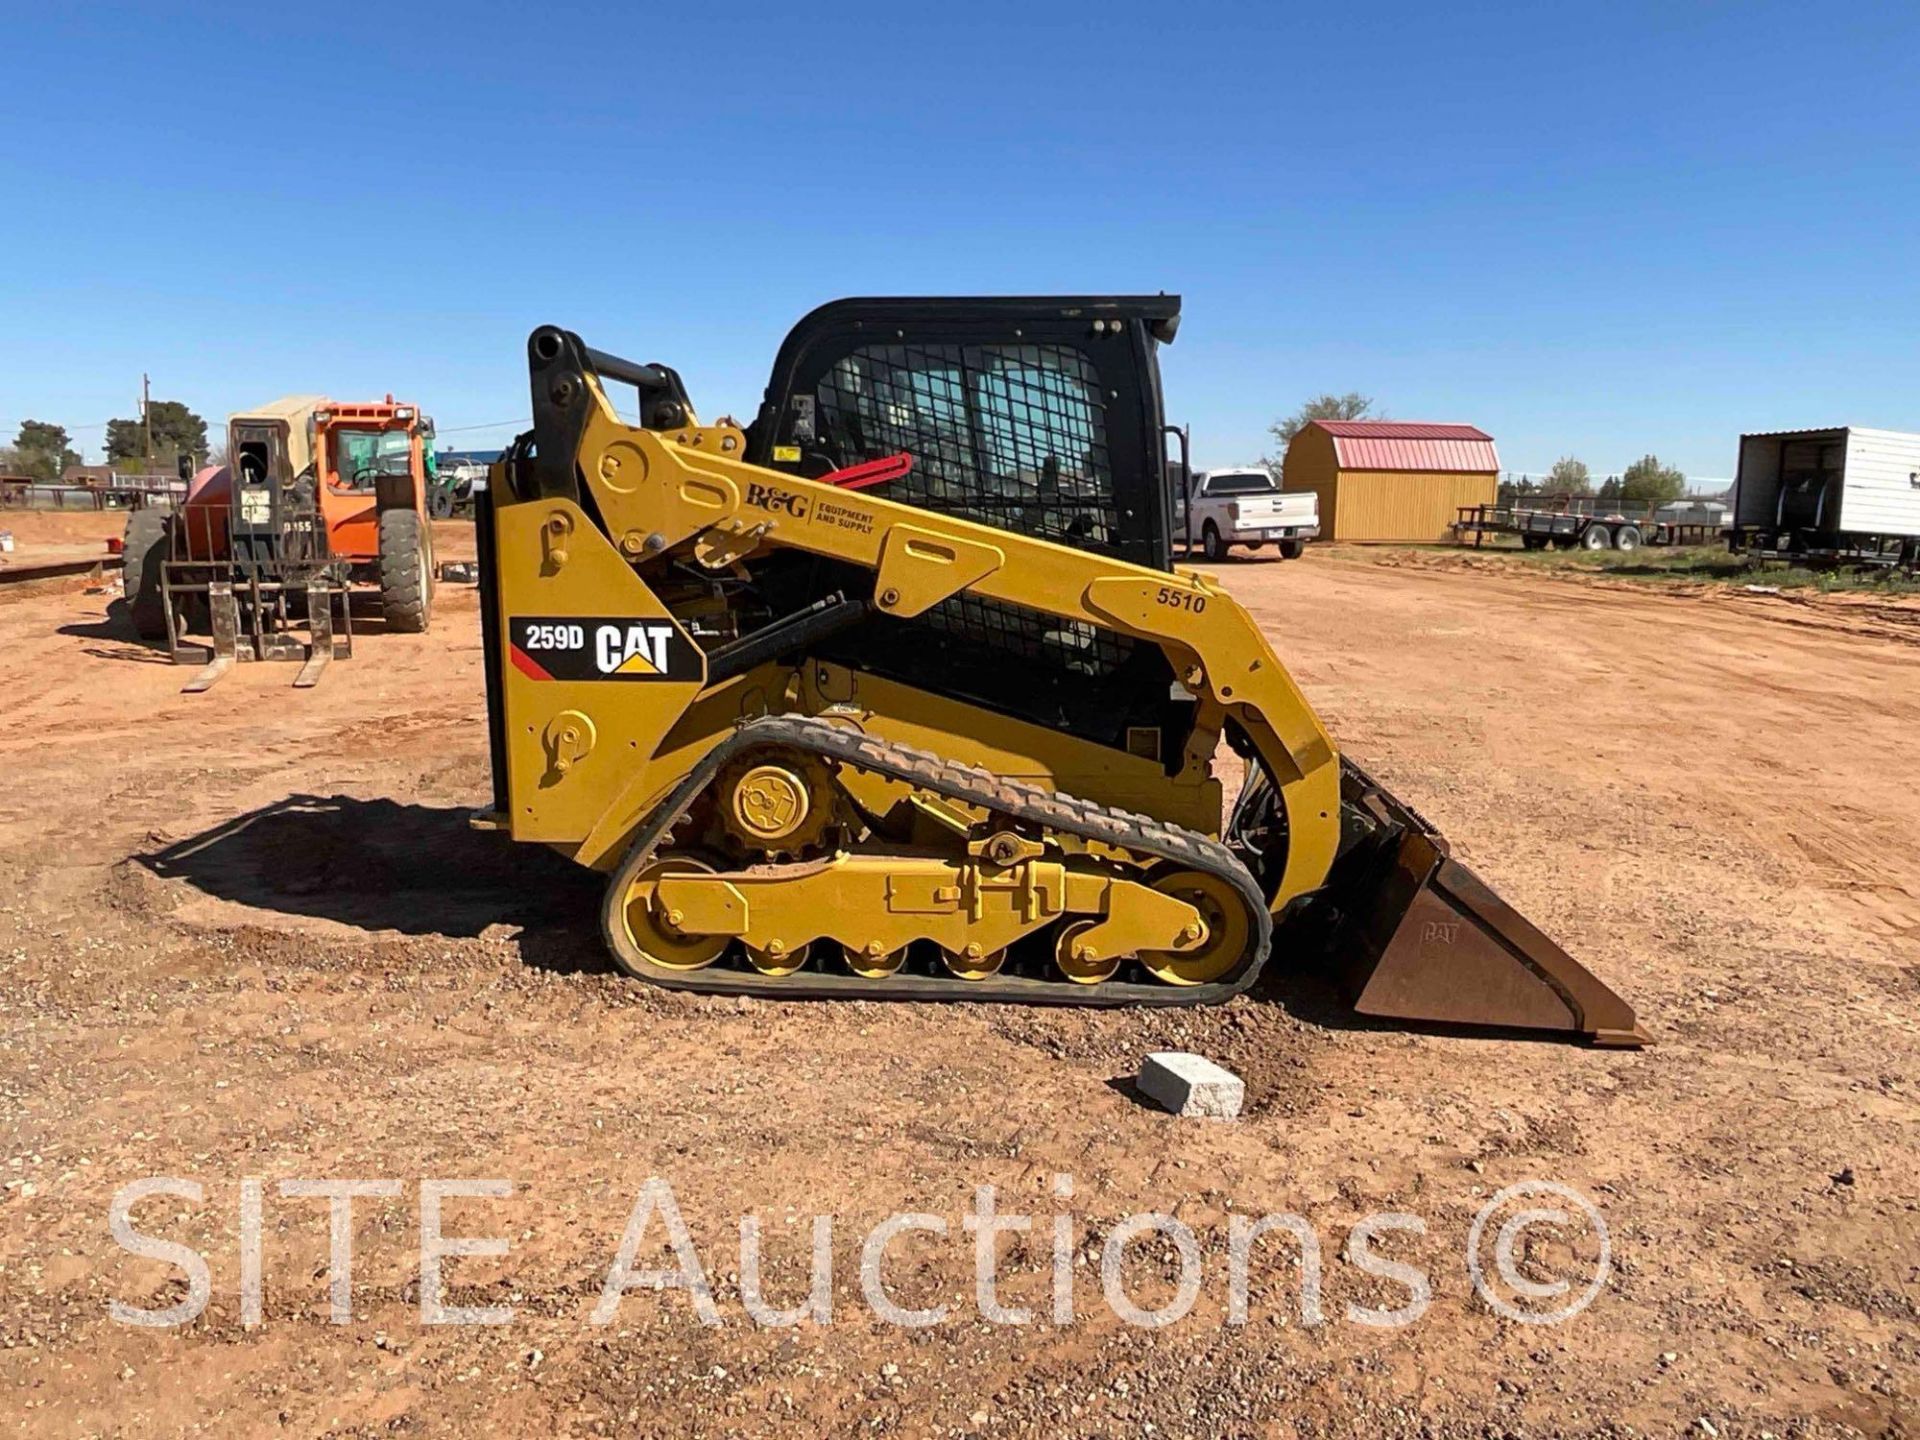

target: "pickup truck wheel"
[1279,539,1305,560]
[1201,523,1226,562]
[1244,540,1264,551]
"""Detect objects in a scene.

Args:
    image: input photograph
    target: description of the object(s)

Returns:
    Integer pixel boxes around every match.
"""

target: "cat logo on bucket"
[507,616,703,683]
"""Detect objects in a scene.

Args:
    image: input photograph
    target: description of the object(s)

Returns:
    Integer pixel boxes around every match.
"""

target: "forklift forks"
[165,569,352,693]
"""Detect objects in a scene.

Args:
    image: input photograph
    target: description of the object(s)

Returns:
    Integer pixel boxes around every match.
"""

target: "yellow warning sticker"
[772,445,802,463]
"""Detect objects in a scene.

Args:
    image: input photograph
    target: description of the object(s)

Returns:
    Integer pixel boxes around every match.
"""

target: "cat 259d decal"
[508,617,703,682]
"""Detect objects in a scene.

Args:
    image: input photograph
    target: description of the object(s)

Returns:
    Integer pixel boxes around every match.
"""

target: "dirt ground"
[0,509,126,570]
[1,521,1915,1438]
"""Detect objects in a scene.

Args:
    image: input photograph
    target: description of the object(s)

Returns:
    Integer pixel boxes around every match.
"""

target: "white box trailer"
[1730,426,1920,570]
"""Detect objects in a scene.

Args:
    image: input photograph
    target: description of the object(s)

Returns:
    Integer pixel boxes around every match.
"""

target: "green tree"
[1596,475,1623,505]
[1268,392,1376,450]
[1547,455,1593,496]
[11,420,80,482]
[1620,454,1686,504]
[105,400,208,471]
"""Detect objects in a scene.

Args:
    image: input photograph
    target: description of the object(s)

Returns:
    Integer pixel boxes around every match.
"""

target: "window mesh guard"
[815,341,1133,674]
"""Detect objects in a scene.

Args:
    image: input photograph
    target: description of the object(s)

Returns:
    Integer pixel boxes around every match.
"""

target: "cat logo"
[508,616,703,684]
[596,623,675,675]
[744,481,809,519]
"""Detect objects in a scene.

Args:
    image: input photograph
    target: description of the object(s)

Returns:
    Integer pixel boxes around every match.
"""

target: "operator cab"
[748,295,1182,571]
[743,296,1190,757]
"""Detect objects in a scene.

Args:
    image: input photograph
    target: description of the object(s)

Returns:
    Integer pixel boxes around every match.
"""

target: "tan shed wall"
[1319,469,1497,543]
[1280,427,1497,541]
[1281,427,1340,534]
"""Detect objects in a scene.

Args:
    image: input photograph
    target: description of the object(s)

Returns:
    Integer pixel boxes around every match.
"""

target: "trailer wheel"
[1612,524,1641,552]
[1581,525,1613,551]
[122,507,173,641]
[1521,534,1549,551]
[379,508,433,633]
[1279,539,1305,560]
[1201,522,1226,562]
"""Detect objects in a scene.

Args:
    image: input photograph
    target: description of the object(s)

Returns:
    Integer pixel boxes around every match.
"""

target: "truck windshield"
[331,429,412,489]
[1205,472,1276,495]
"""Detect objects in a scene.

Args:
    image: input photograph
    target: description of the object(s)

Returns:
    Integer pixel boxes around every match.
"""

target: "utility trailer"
[1512,506,1643,552]
[1453,497,1725,551]
[1728,427,1920,572]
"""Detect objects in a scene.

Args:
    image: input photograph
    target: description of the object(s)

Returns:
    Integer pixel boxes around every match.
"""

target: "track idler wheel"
[1137,869,1249,987]
[615,857,729,975]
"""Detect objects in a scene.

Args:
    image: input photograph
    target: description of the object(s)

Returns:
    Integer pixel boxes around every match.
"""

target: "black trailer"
[1453,497,1725,551]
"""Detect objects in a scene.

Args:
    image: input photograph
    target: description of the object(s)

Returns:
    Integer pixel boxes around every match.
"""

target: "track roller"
[939,944,1007,981]
[1053,919,1121,985]
[745,940,810,978]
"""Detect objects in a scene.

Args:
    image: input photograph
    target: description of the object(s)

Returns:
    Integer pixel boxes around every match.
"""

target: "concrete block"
[1136,1051,1244,1119]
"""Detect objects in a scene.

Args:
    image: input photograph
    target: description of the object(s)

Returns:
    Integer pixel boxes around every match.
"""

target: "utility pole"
[142,373,152,465]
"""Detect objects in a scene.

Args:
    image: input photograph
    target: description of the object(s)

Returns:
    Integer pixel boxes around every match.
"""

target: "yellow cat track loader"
[474,297,1646,1045]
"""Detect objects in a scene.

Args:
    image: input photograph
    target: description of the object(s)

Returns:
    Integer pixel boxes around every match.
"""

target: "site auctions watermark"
[104,1174,1609,1331]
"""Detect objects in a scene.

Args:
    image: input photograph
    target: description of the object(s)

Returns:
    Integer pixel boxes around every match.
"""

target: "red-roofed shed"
[1283,419,1501,542]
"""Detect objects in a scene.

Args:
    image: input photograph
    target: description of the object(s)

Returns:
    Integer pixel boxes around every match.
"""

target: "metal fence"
[0,479,180,511]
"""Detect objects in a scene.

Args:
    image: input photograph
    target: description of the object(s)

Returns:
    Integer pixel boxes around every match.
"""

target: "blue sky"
[3,1,1916,484]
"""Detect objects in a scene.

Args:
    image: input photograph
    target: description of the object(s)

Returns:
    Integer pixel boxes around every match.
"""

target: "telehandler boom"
[474,297,1645,1044]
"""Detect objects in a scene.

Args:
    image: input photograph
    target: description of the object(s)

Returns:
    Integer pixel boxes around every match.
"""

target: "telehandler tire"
[122,507,172,641]
[379,508,433,633]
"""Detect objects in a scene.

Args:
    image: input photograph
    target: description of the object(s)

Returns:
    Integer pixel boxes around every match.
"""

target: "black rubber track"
[599,715,1275,1006]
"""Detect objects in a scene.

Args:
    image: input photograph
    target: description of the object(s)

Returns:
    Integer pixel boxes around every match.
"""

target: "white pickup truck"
[1175,467,1320,561]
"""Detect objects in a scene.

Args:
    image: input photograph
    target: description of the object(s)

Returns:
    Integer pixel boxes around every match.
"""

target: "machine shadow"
[139,795,611,974]
[58,602,175,664]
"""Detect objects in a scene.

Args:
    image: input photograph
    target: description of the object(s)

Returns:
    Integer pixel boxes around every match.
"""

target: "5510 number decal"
[1154,586,1208,613]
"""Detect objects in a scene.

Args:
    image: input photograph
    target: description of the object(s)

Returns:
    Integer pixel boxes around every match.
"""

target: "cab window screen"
[815,342,1118,553]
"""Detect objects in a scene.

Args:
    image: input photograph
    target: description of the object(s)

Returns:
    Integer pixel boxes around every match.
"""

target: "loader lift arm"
[479,317,1646,1044]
